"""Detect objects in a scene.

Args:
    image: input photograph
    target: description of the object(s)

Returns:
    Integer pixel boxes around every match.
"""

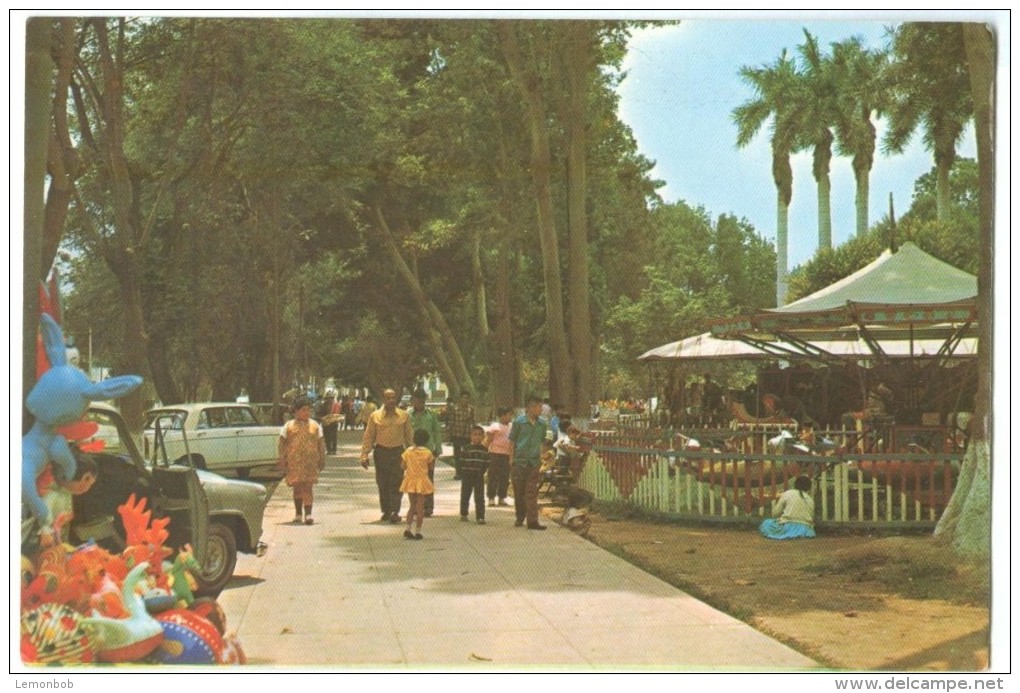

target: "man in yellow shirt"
[361,388,414,523]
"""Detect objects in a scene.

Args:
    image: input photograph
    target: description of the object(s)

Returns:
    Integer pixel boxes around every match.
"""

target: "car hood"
[195,468,268,496]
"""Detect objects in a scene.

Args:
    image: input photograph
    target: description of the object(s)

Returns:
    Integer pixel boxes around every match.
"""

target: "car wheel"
[193,521,237,597]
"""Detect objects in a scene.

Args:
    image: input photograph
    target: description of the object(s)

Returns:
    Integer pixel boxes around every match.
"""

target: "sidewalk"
[216,431,818,671]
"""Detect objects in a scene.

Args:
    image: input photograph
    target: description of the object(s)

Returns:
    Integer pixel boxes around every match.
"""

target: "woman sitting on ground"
[759,475,815,540]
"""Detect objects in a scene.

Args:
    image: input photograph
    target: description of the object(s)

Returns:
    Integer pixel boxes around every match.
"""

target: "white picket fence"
[579,441,960,527]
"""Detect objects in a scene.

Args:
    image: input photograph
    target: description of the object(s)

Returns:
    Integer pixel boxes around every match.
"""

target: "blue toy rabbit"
[23,313,142,532]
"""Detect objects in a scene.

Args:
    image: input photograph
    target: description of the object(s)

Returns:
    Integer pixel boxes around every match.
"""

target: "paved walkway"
[217,431,817,671]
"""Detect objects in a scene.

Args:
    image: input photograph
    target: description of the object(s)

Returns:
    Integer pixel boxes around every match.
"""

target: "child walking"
[400,429,435,540]
[459,425,489,524]
[278,396,327,525]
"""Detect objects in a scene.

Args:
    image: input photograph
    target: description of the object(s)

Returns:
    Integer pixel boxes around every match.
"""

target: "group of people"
[357,391,561,539]
[313,391,377,455]
[276,388,817,542]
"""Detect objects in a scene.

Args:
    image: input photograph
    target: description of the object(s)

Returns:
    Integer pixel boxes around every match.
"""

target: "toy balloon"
[149,609,224,665]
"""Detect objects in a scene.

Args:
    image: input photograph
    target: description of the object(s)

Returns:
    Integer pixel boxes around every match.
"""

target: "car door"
[77,405,208,566]
[193,407,237,472]
[228,406,271,468]
[144,410,186,462]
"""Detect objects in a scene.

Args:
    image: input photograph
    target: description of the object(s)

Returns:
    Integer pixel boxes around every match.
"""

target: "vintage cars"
[143,402,281,478]
[72,402,268,596]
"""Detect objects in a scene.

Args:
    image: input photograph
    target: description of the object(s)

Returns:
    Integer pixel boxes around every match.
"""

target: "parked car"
[142,403,280,478]
[72,402,268,596]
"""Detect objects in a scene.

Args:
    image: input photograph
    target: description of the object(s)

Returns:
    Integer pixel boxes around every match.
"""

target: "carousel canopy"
[707,243,977,356]
[638,330,977,362]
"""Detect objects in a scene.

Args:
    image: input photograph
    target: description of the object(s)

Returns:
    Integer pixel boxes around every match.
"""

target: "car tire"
[193,521,237,597]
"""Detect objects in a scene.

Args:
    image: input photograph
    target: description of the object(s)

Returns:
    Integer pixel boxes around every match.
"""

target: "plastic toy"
[81,562,164,663]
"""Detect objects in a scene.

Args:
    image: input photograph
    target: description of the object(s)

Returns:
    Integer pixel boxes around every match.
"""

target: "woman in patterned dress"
[278,396,326,525]
[399,429,435,539]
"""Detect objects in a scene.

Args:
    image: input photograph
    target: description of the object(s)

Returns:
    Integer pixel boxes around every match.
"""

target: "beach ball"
[149,609,224,665]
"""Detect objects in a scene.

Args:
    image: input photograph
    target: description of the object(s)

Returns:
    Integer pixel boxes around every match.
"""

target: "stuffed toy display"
[20,310,245,667]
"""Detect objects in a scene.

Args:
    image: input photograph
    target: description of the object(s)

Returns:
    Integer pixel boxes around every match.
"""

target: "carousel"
[583,243,979,528]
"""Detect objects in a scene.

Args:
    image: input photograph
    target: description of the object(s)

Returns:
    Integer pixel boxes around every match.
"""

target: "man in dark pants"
[509,394,549,530]
[446,391,475,481]
[360,388,413,523]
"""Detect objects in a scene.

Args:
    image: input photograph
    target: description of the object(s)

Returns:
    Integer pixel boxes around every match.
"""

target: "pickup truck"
[143,403,280,478]
[70,403,268,596]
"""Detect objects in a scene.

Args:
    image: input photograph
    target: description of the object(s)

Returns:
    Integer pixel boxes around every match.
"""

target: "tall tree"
[794,30,836,251]
[24,17,55,417]
[933,23,993,559]
[831,36,889,237]
[558,21,597,415]
[61,18,155,428]
[884,22,973,222]
[733,49,799,306]
[498,21,573,403]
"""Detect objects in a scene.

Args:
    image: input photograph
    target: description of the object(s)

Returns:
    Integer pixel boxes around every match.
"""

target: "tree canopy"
[27,18,982,433]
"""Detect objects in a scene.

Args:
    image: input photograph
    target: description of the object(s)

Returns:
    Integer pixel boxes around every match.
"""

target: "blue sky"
[615,18,978,269]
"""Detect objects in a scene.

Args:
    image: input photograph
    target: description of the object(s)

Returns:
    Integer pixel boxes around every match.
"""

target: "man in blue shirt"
[509,394,549,530]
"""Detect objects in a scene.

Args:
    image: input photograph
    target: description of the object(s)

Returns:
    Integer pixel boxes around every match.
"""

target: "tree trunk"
[934,24,994,559]
[471,230,489,345]
[853,117,876,236]
[487,236,518,411]
[499,22,572,404]
[854,159,871,237]
[812,131,833,251]
[469,229,492,412]
[42,19,80,277]
[111,259,149,431]
[562,21,596,417]
[775,197,789,306]
[146,326,182,404]
[24,17,53,427]
[935,154,953,222]
[373,206,475,396]
[772,145,792,306]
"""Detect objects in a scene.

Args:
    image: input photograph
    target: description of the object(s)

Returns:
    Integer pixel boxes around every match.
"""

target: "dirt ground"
[539,501,991,671]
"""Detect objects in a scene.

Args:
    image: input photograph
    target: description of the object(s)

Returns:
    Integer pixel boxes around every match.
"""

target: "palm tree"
[733,49,799,306]
[830,36,890,237]
[884,22,973,222]
[793,29,838,251]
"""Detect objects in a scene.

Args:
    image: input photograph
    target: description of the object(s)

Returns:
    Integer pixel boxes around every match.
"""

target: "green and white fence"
[582,429,962,528]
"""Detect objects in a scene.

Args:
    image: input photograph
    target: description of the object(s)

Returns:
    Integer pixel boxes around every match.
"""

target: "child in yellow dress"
[278,396,327,525]
[400,429,436,540]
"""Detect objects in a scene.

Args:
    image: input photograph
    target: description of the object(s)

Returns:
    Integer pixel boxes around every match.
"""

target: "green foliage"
[884,22,972,159]
[62,18,980,414]
[786,232,885,302]
[901,213,979,276]
[904,158,979,221]
[601,201,776,393]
